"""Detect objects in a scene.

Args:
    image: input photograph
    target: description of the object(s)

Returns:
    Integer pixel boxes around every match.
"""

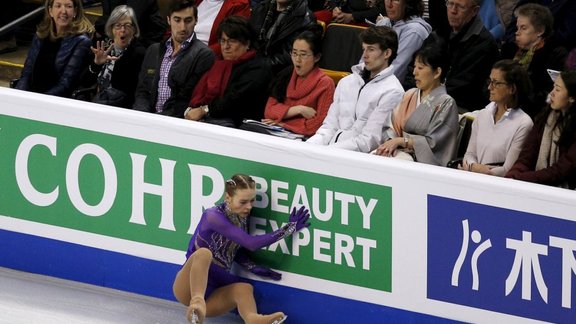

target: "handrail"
[0,7,43,38]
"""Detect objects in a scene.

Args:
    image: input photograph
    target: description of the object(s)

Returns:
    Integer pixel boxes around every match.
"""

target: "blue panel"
[427,195,576,323]
[0,229,457,323]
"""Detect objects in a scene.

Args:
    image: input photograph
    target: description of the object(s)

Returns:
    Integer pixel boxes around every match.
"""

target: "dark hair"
[168,0,197,19]
[534,70,576,148]
[217,16,257,48]
[225,174,256,197]
[515,3,554,40]
[413,44,449,82]
[359,26,398,63]
[403,0,425,19]
[492,59,533,110]
[294,30,323,57]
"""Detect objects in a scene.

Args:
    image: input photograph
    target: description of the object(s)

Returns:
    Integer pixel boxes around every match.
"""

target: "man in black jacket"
[424,0,499,112]
[133,0,215,117]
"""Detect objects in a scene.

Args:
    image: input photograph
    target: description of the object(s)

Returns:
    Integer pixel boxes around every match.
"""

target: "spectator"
[307,26,404,152]
[262,30,335,136]
[506,69,576,189]
[459,60,534,176]
[422,0,499,112]
[16,0,94,97]
[184,16,272,127]
[377,0,431,84]
[250,0,316,73]
[374,44,459,166]
[172,174,310,324]
[503,0,576,51]
[94,0,167,48]
[79,5,146,108]
[133,0,216,117]
[501,3,567,118]
[194,0,251,52]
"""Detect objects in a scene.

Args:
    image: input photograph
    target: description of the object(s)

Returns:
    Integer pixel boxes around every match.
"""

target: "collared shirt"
[155,33,195,113]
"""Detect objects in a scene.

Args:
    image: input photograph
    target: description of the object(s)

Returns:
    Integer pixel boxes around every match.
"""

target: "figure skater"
[173,173,311,323]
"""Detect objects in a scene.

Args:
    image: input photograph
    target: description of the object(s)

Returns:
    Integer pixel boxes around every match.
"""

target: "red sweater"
[265,67,335,136]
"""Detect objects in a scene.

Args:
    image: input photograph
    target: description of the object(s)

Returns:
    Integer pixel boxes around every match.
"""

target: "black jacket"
[250,0,316,73]
[425,16,500,112]
[133,35,216,117]
[207,56,273,127]
[80,39,147,108]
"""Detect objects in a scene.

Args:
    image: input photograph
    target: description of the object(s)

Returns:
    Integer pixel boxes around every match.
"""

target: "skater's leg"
[205,282,285,324]
[173,248,213,322]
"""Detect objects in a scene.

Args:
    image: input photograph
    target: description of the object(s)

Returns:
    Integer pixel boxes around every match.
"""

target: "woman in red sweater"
[262,30,335,137]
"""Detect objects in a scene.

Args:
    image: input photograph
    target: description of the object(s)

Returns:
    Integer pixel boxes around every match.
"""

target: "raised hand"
[90,40,118,66]
[289,206,311,231]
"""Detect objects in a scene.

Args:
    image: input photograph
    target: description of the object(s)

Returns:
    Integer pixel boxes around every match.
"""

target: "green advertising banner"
[0,115,392,291]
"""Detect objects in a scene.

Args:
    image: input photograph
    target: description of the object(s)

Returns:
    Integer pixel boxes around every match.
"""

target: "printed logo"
[428,195,576,323]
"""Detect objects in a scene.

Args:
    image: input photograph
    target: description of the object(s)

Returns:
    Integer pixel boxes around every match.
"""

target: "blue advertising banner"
[427,195,576,323]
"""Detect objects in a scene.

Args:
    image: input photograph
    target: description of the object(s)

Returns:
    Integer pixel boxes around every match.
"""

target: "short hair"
[414,44,449,82]
[105,5,140,39]
[216,16,257,48]
[492,59,533,110]
[168,0,197,20]
[225,174,256,197]
[515,3,554,40]
[359,26,398,63]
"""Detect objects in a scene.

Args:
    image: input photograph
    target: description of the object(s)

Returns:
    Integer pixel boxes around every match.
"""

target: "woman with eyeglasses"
[15,0,94,97]
[458,59,533,176]
[184,16,273,128]
[172,174,310,324]
[260,30,335,136]
[506,70,576,189]
[77,5,146,108]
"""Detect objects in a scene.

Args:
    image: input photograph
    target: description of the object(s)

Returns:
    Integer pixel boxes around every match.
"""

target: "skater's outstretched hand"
[250,265,282,280]
[289,206,311,231]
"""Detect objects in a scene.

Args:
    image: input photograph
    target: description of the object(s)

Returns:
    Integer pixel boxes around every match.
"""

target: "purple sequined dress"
[185,202,295,297]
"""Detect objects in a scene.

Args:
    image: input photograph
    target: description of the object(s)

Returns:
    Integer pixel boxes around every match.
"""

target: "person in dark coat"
[79,5,146,108]
[250,0,316,73]
[16,0,95,98]
[422,0,499,112]
[132,0,216,118]
[184,16,273,128]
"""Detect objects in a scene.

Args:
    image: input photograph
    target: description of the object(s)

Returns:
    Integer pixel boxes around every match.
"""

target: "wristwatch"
[403,136,409,147]
[203,105,209,115]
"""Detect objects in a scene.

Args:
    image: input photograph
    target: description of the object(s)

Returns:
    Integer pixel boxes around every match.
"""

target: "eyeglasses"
[113,23,134,30]
[445,0,470,11]
[219,38,241,46]
[290,51,313,59]
[486,79,509,88]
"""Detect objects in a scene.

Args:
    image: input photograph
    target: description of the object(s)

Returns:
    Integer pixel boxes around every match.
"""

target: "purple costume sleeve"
[202,208,294,252]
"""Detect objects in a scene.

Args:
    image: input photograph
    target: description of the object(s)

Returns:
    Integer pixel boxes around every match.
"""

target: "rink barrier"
[1,88,576,323]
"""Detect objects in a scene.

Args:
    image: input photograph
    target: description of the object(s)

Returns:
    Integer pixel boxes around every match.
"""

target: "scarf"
[536,110,562,171]
[286,67,324,101]
[392,88,419,136]
[189,49,256,107]
[98,44,124,90]
[513,38,545,68]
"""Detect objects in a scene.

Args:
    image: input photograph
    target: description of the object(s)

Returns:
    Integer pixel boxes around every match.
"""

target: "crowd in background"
[7,0,576,191]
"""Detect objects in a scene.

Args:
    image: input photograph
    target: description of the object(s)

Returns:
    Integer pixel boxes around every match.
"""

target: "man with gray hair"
[423,0,499,112]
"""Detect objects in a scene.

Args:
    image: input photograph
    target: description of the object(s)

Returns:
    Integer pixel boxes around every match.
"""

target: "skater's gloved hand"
[250,265,282,280]
[289,206,311,231]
